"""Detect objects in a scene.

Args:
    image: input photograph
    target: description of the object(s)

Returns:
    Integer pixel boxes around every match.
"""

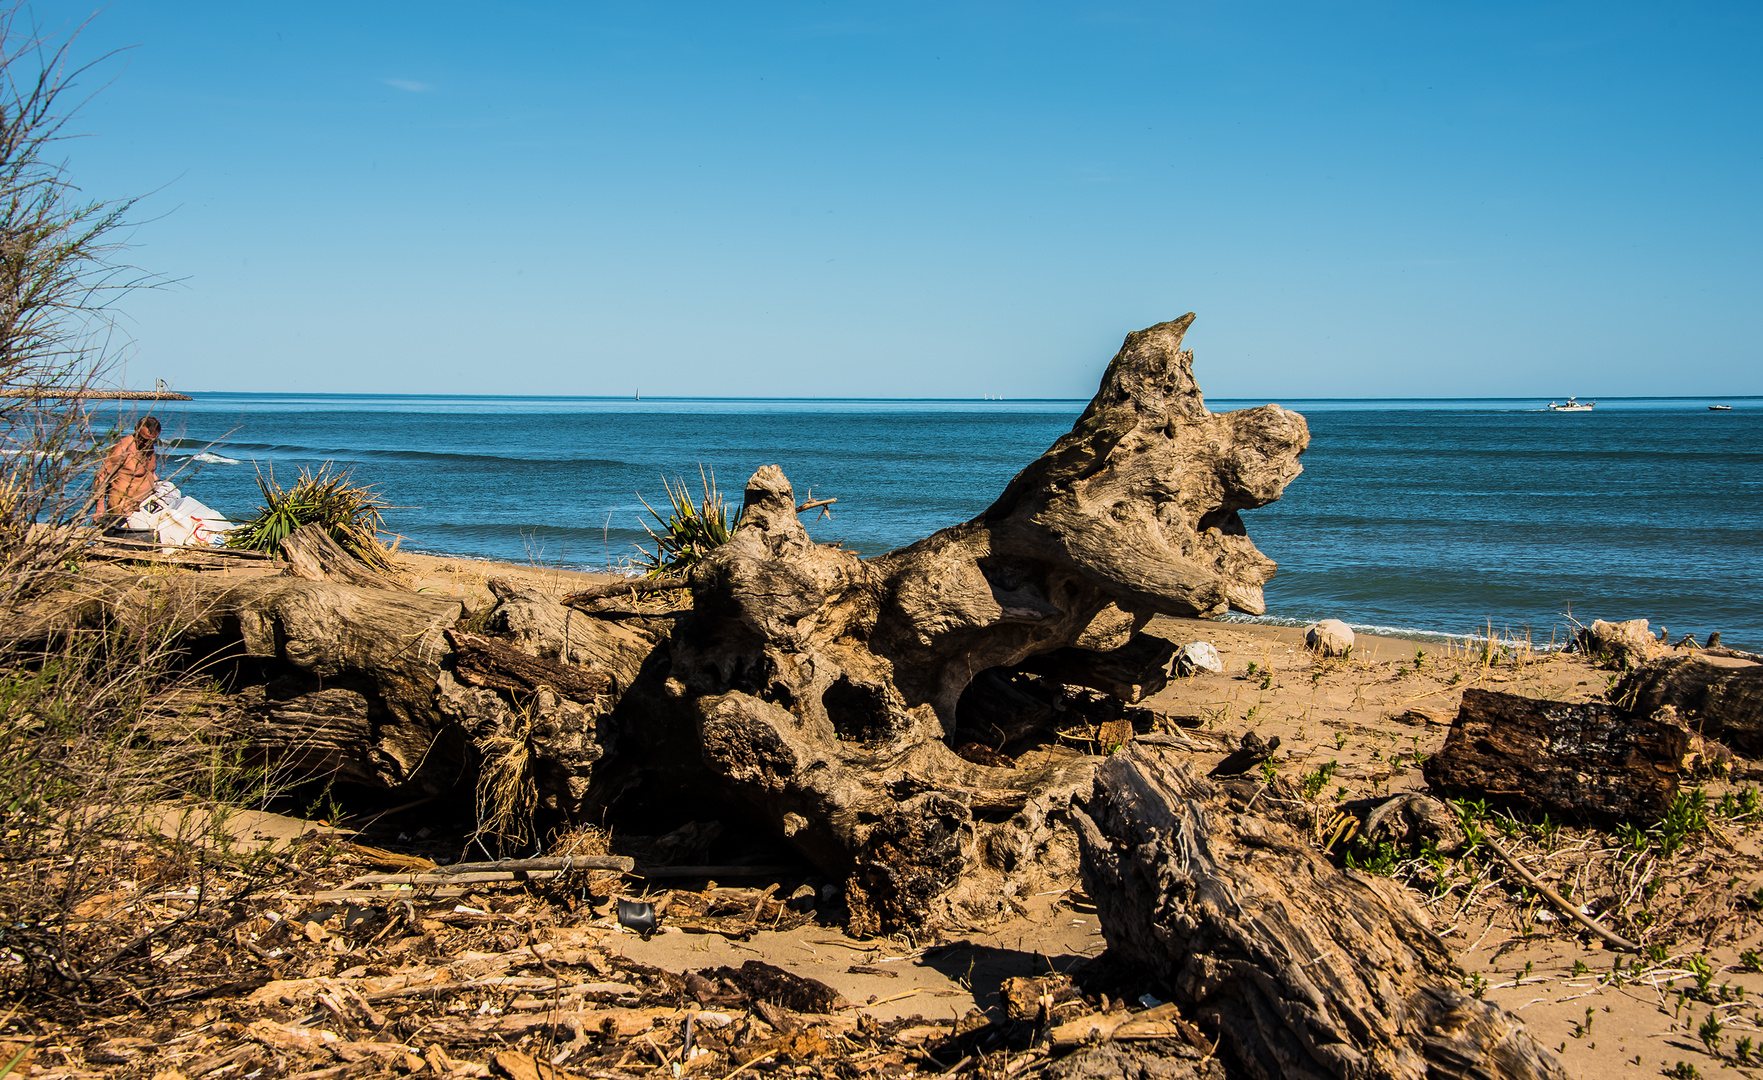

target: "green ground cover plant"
[637,467,736,576]
[225,462,398,571]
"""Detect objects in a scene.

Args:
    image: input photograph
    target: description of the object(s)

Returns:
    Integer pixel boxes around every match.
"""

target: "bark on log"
[561,576,688,606]
[1616,654,1763,755]
[1072,739,1566,1080]
[42,574,628,811]
[448,628,616,702]
[192,576,465,790]
[482,577,671,692]
[1020,633,1177,704]
[280,523,407,591]
[1422,688,1687,825]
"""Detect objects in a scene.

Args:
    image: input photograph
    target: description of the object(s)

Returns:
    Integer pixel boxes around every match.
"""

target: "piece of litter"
[1139,994,1165,1008]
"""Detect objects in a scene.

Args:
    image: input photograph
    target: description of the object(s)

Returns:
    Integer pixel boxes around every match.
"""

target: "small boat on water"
[1711,404,1734,411]
[1547,397,1596,412]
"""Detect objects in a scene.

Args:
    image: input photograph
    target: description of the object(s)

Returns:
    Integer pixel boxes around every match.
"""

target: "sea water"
[105,393,1763,650]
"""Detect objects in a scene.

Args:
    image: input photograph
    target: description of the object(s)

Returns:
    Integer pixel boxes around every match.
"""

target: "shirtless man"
[94,416,160,525]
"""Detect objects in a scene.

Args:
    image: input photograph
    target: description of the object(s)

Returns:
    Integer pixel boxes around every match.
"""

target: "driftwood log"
[1616,653,1763,755]
[650,314,1308,933]
[1422,688,1688,825]
[279,523,408,591]
[19,314,1311,935]
[1072,739,1566,1080]
[562,576,688,606]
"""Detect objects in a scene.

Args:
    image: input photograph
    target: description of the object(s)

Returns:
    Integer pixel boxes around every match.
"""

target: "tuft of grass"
[1658,788,1711,856]
[473,697,539,856]
[1300,760,1339,799]
[636,467,736,578]
[226,462,397,571]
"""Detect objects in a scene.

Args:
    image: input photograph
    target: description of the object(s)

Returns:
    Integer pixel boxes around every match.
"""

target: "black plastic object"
[616,898,658,939]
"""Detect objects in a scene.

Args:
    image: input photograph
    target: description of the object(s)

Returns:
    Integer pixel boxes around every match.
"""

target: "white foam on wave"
[1217,612,1568,650]
[191,451,241,465]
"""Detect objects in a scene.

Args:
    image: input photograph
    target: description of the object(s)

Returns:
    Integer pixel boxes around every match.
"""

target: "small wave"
[191,451,240,465]
[1216,613,1565,647]
[199,440,629,469]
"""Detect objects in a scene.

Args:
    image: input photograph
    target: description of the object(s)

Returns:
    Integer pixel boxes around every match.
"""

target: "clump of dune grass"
[636,467,735,578]
[226,462,398,571]
[0,584,290,1001]
[547,822,611,858]
[473,700,539,856]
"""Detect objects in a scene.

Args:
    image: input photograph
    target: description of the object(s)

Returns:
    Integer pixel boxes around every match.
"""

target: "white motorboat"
[1547,397,1595,412]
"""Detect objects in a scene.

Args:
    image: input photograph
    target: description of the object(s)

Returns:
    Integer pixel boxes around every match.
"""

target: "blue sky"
[40,1,1763,398]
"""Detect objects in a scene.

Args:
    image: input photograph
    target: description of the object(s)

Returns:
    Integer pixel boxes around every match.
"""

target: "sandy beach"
[100,546,1758,1080]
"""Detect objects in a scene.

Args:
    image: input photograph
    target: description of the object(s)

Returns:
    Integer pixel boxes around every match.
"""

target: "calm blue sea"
[99,394,1763,651]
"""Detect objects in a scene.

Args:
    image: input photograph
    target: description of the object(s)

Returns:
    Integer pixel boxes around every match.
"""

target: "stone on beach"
[1172,641,1222,676]
[1579,617,1659,667]
[1305,618,1355,657]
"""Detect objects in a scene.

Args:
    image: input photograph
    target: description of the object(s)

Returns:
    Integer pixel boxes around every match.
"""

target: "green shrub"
[637,468,736,577]
[226,462,397,571]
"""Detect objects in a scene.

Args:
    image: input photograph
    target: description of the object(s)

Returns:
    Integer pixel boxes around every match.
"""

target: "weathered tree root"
[1072,740,1567,1080]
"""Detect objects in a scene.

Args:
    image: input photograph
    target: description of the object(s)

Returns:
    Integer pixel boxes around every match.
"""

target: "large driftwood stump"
[1422,688,1688,825]
[656,315,1309,933]
[1616,654,1763,755]
[1072,739,1566,1080]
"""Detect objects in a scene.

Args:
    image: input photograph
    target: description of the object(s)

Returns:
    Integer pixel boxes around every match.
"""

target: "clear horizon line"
[159,391,1762,402]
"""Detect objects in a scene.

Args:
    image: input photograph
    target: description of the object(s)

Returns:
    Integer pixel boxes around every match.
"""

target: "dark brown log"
[90,534,275,558]
[279,523,407,591]
[447,628,616,703]
[1707,646,1763,664]
[561,576,688,606]
[1073,739,1567,1080]
[1616,654,1763,755]
[1422,688,1687,825]
[1021,633,1176,704]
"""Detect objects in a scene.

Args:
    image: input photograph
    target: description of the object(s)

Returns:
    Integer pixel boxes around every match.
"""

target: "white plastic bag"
[124,481,235,549]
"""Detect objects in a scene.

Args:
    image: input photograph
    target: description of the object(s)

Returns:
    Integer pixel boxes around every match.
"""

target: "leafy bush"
[637,468,735,577]
[226,462,397,571]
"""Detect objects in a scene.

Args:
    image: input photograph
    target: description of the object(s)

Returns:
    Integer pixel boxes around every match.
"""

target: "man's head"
[134,416,160,449]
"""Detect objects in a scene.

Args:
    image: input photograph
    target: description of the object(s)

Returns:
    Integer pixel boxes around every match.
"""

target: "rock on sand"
[1305,619,1355,657]
[1173,641,1223,676]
